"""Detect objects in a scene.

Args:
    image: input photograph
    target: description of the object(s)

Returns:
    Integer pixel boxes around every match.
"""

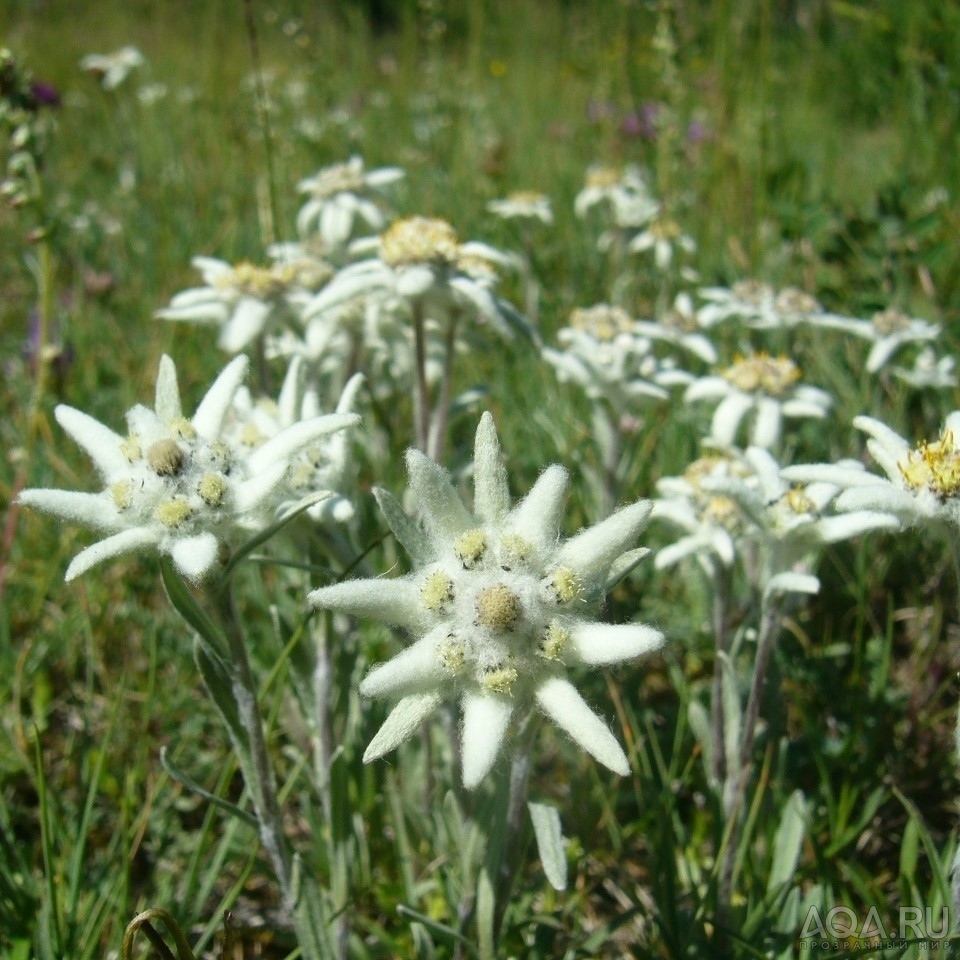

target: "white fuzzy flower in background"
[305,216,526,340]
[156,257,310,353]
[487,190,553,225]
[296,156,405,249]
[782,413,960,530]
[703,446,899,597]
[574,164,658,227]
[803,306,942,373]
[79,46,145,90]
[18,356,360,582]
[635,293,718,365]
[225,357,364,523]
[542,305,674,410]
[890,348,957,390]
[308,413,664,788]
[696,279,778,328]
[628,215,696,270]
[683,351,832,450]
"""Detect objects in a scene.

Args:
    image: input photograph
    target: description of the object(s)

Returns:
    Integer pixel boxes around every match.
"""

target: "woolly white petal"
[305,263,390,318]
[472,412,511,525]
[569,622,665,666]
[461,692,513,789]
[192,355,250,439]
[710,393,753,447]
[358,634,444,698]
[780,463,876,488]
[751,397,782,450]
[234,462,286,514]
[363,692,443,762]
[764,572,820,600]
[396,265,436,298]
[557,500,652,584]
[155,355,183,421]
[309,577,424,632]
[865,337,902,373]
[506,464,569,546]
[654,536,710,570]
[405,450,473,544]
[836,485,929,519]
[683,376,731,401]
[321,202,353,248]
[64,527,159,581]
[18,488,124,531]
[246,413,360,474]
[277,356,304,427]
[535,677,629,776]
[169,532,220,582]
[219,298,271,352]
[815,512,901,542]
[54,406,128,477]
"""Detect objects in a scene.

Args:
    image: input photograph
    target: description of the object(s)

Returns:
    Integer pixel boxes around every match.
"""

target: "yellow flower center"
[476,584,521,631]
[454,528,488,569]
[782,486,815,515]
[898,429,960,498]
[111,479,134,510]
[380,216,459,268]
[872,307,910,336]
[721,352,801,395]
[154,498,192,528]
[569,304,633,341]
[421,570,454,612]
[198,473,228,506]
[545,567,582,604]
[585,166,621,189]
[538,622,569,660]
[775,288,820,315]
[216,261,295,299]
[731,279,774,306]
[147,438,185,476]
[479,662,519,695]
[306,161,366,198]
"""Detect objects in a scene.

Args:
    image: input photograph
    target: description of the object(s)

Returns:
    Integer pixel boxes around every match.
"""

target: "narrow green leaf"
[159,747,256,826]
[528,802,567,891]
[767,789,807,894]
[373,486,433,567]
[159,557,223,655]
[476,868,496,960]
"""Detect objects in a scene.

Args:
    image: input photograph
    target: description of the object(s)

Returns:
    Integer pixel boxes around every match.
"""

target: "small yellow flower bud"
[479,663,518,695]
[154,498,192,528]
[476,584,521,631]
[538,622,569,660]
[437,634,466,672]
[111,479,134,510]
[545,567,582,604]
[198,473,228,506]
[454,528,488,569]
[421,570,454,612]
[147,438,185,476]
[119,433,142,462]
[168,417,197,440]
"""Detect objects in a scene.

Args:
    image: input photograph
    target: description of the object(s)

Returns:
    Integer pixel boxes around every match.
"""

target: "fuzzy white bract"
[79,46,145,90]
[18,355,360,582]
[308,413,664,788]
[487,190,554,225]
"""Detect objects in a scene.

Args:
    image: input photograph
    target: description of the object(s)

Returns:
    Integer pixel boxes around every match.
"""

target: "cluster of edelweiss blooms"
[19,152,957,788]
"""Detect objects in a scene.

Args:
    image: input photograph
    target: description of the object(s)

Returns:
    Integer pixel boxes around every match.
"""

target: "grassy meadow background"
[3,0,960,956]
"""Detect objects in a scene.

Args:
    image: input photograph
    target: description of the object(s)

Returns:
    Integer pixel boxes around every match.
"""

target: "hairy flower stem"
[709,565,731,790]
[209,583,328,960]
[427,310,460,464]
[717,599,782,914]
[411,300,431,453]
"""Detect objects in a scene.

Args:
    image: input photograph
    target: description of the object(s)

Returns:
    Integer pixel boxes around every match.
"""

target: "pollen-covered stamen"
[544,566,583,605]
[899,429,960,498]
[569,304,633,341]
[454,528,488,569]
[147,438,186,476]
[585,165,621,189]
[119,433,142,462]
[168,417,197,440]
[421,570,454,612]
[782,486,816,515]
[437,633,467,673]
[198,473,228,507]
[721,352,801,396]
[538,622,569,660]
[111,479,134,510]
[380,216,460,268]
[154,498,192,528]
[217,261,295,300]
[239,423,265,448]
[479,662,519,695]
[476,584,522,631]
[872,307,910,336]
[498,532,534,570]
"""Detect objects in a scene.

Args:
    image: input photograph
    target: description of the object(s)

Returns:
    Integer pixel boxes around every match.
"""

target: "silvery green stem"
[709,563,732,790]
[427,309,460,464]
[411,299,431,454]
[312,612,334,825]
[946,535,960,925]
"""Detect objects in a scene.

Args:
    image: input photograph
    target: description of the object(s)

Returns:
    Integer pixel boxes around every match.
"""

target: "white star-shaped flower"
[79,46,145,90]
[683,352,832,450]
[308,413,664,788]
[487,190,553,225]
[18,355,360,582]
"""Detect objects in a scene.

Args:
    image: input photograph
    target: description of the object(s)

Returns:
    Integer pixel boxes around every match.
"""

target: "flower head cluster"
[487,190,553,225]
[684,351,832,450]
[157,256,313,353]
[296,156,405,250]
[18,355,360,582]
[308,414,664,788]
[696,281,831,331]
[574,163,658,228]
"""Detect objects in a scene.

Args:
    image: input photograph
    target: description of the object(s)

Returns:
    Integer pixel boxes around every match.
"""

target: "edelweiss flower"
[684,352,832,449]
[308,414,664,788]
[305,216,524,339]
[18,355,360,582]
[225,357,364,522]
[890,348,957,390]
[296,156,405,248]
[703,447,899,596]
[79,46,145,90]
[803,306,942,373]
[782,414,960,529]
[157,256,306,353]
[487,190,553,225]
[574,164,658,228]
[635,293,718,364]
[628,215,696,270]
